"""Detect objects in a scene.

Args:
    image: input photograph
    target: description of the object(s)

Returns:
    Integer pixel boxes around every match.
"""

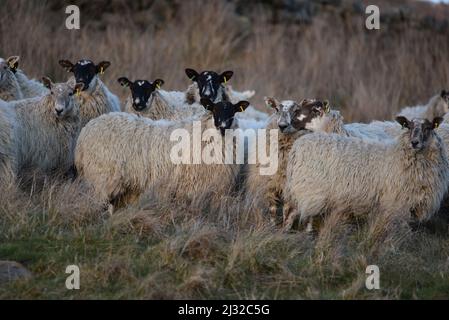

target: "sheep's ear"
[74,82,84,94]
[6,56,19,71]
[432,117,443,129]
[185,69,199,81]
[200,98,215,112]
[396,116,410,129]
[264,97,279,112]
[441,90,449,101]
[234,101,250,113]
[220,71,234,84]
[118,77,132,87]
[96,61,111,75]
[59,60,74,72]
[42,77,53,89]
[153,79,164,90]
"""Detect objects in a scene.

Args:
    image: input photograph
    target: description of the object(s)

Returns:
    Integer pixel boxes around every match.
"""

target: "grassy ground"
[1,0,449,299]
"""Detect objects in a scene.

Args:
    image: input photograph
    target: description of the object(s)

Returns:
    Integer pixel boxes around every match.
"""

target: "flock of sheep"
[1,55,449,232]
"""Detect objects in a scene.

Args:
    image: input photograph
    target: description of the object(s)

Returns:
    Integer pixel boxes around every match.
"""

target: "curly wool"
[75,111,240,206]
[285,131,449,225]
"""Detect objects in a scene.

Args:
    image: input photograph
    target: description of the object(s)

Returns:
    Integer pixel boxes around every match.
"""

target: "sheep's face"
[42,77,83,119]
[186,69,233,103]
[118,77,164,111]
[265,97,306,134]
[59,59,111,91]
[298,99,330,131]
[200,98,249,135]
[396,116,443,151]
[0,56,19,85]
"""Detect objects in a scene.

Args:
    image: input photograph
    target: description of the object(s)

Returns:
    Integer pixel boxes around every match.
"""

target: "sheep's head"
[440,90,449,113]
[42,77,84,119]
[0,56,19,84]
[59,59,110,91]
[396,116,443,151]
[296,99,330,131]
[200,98,249,135]
[118,77,164,112]
[265,97,321,134]
[186,68,233,103]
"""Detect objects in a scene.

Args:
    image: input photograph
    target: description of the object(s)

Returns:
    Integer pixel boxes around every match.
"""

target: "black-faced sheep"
[59,59,121,127]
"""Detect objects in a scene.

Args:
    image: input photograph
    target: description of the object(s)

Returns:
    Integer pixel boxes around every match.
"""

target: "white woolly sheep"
[244,97,315,223]
[75,98,250,209]
[0,57,23,101]
[284,116,449,232]
[397,91,449,121]
[9,77,83,179]
[59,59,121,127]
[6,56,49,98]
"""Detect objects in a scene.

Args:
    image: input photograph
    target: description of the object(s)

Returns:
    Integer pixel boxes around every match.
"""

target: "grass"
[0,0,449,299]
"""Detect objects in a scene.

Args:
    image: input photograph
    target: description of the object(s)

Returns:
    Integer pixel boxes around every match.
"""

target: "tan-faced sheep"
[244,97,316,223]
[9,77,83,179]
[397,91,449,121]
[0,57,23,101]
[284,116,449,232]
[0,100,17,187]
[75,98,250,210]
[59,59,121,127]
[5,56,48,98]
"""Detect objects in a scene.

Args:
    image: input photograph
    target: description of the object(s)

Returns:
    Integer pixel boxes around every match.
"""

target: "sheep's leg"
[306,217,314,233]
[108,203,115,216]
[283,208,299,231]
[269,205,278,225]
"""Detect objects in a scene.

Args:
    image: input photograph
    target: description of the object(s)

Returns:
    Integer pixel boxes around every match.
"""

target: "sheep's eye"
[69,92,73,96]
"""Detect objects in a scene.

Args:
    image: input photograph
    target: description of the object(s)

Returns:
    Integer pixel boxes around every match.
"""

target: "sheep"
[301,99,401,141]
[0,57,23,101]
[59,59,121,127]
[397,91,449,121]
[283,116,449,232]
[9,77,83,180]
[118,77,204,120]
[244,97,315,224]
[0,99,17,187]
[5,56,48,98]
[75,97,250,210]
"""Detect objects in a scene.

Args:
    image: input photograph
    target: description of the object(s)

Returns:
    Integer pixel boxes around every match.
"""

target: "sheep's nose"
[279,124,288,131]
[411,140,420,149]
[55,109,63,115]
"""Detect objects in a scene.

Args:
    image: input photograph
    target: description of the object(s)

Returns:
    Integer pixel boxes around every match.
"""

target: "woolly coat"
[285,131,449,224]
[0,101,17,186]
[75,111,240,206]
[14,70,48,98]
[398,94,449,121]
[74,77,121,127]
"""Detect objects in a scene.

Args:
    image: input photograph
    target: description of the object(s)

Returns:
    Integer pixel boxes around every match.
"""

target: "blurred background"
[1,0,448,122]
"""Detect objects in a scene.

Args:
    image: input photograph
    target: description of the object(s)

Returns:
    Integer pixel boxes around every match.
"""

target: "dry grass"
[1,0,449,299]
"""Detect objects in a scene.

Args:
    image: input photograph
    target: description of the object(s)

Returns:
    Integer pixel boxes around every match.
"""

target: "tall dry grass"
[1,0,449,299]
